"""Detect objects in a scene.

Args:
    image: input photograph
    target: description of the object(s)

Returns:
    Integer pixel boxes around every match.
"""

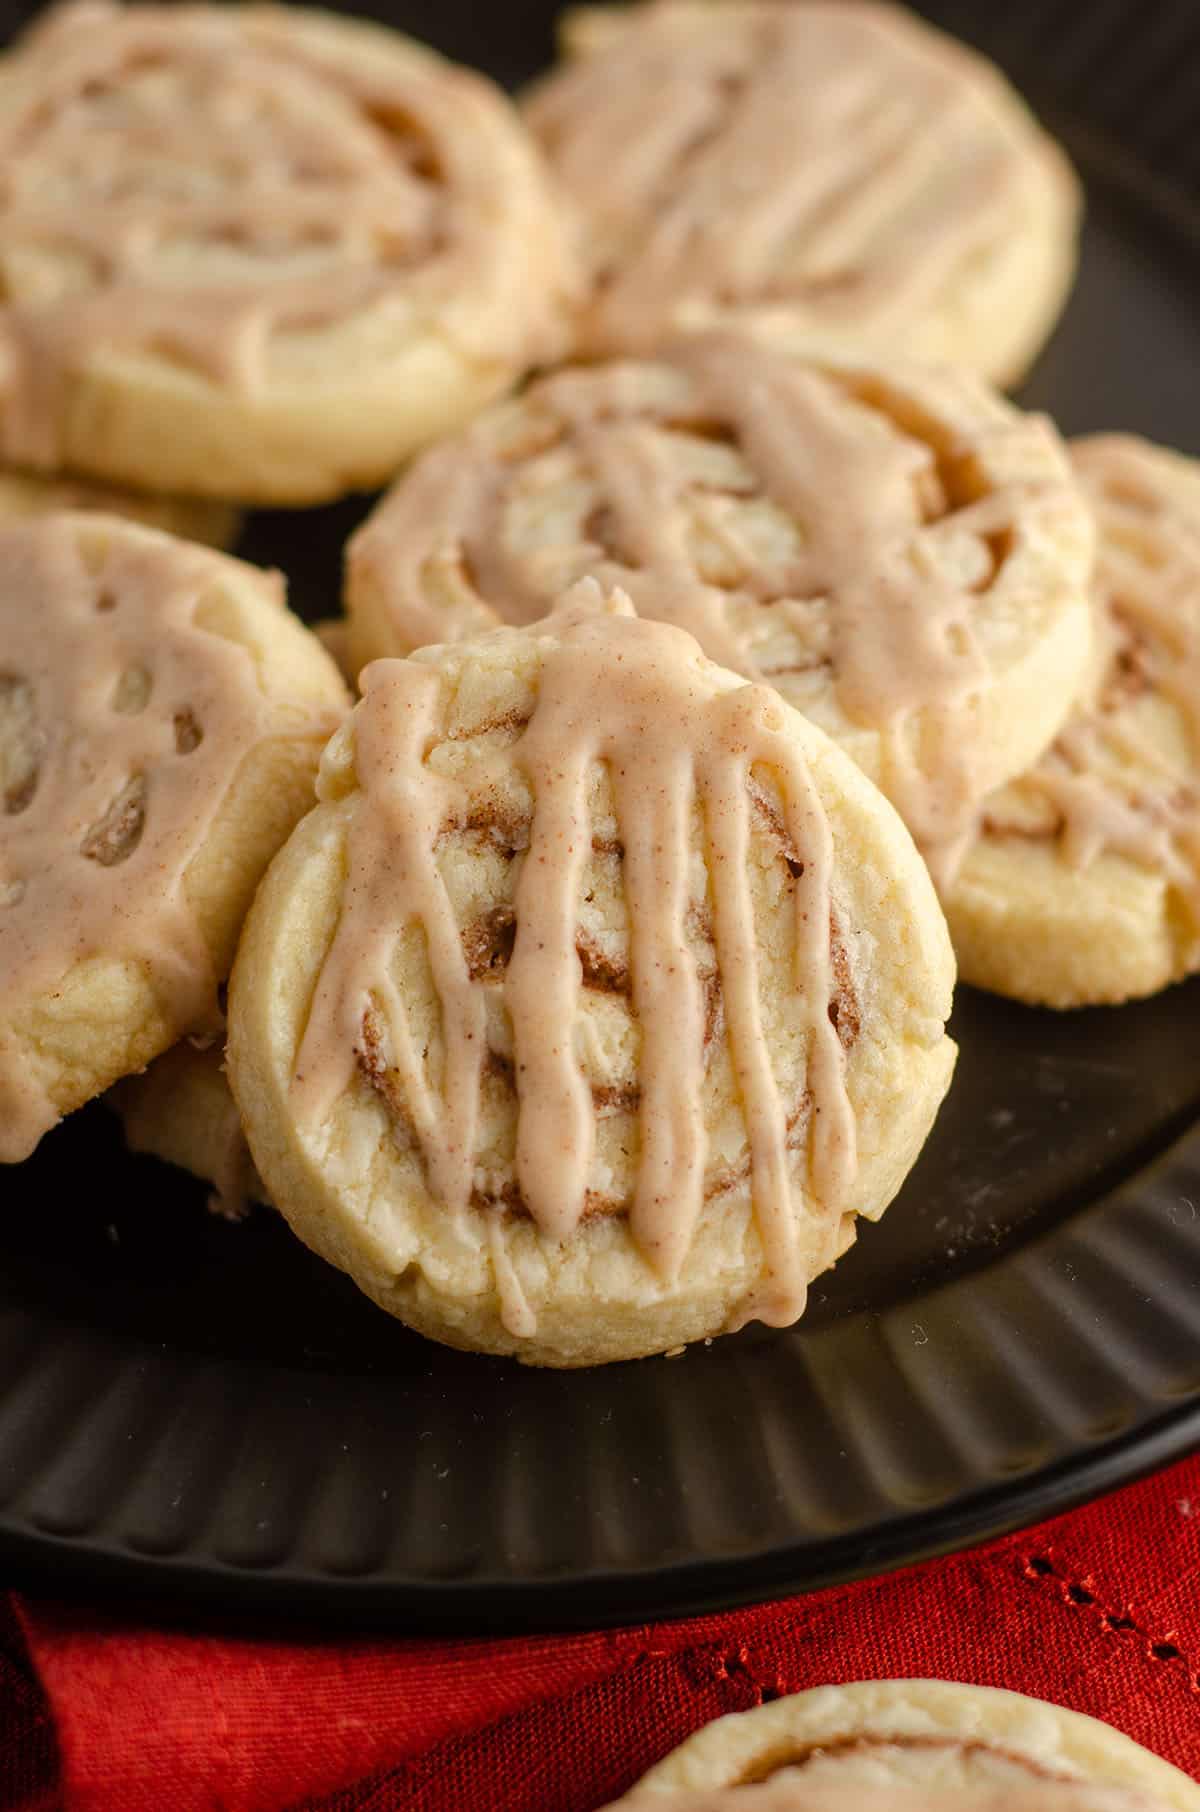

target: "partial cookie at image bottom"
[602,1679,1200,1809]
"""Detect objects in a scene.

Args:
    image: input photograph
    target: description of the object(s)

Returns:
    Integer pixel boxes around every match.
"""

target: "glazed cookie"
[0,2,578,504]
[604,1680,1200,1809]
[228,586,956,1367]
[525,2,1080,385]
[346,338,1094,870]
[0,512,348,1161]
[947,436,1200,1007]
[0,471,239,547]
[111,1041,265,1218]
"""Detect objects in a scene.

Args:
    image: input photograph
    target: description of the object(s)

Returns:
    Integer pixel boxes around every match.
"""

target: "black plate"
[3,1,1200,1633]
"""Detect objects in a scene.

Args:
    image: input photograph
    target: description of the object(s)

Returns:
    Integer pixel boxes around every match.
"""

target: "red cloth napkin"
[1,1453,1197,1812]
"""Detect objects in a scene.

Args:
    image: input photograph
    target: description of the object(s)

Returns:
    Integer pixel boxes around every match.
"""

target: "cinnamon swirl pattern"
[227,588,955,1366]
[0,2,578,502]
[526,1,1080,385]
[612,1786,1170,1812]
[605,1681,1200,1810]
[0,512,347,1161]
[347,338,1093,877]
[947,437,1200,1006]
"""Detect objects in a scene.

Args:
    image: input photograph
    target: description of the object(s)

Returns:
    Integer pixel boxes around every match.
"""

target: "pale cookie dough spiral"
[947,436,1200,1007]
[525,1,1080,386]
[0,2,579,503]
[611,1788,1176,1811]
[228,585,955,1367]
[0,512,348,1161]
[346,337,1094,875]
[604,1681,1200,1810]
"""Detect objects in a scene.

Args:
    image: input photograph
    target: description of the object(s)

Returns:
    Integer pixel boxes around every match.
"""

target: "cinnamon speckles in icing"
[292,595,853,1328]
[0,513,346,1160]
[347,337,1094,873]
[228,585,955,1364]
[526,1,1080,384]
[0,2,578,499]
[946,436,1200,1007]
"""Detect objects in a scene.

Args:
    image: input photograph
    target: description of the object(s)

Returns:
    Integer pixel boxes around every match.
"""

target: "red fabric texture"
[2,1454,1198,1812]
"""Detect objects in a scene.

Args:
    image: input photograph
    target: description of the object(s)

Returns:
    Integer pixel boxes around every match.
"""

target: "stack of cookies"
[0,0,1194,1368]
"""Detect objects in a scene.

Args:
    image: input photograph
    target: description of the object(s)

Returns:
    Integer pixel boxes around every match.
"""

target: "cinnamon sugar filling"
[353,806,859,1226]
[733,1735,1078,1789]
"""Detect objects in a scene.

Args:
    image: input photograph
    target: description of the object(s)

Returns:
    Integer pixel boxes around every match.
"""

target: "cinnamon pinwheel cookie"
[604,1680,1200,1810]
[0,2,578,503]
[0,513,348,1162]
[227,586,956,1367]
[346,339,1094,873]
[946,437,1200,1006]
[525,1,1080,385]
[0,471,239,547]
